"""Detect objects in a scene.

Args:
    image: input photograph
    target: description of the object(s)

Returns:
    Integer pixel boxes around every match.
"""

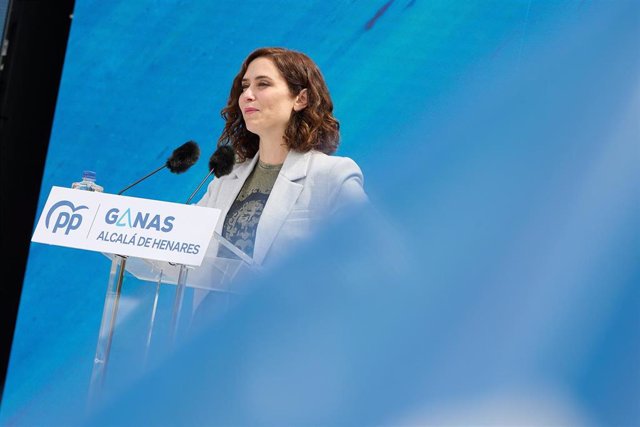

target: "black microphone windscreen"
[167,141,200,173]
[209,145,235,178]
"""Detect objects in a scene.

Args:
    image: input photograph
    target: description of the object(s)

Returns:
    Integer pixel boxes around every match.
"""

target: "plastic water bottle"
[72,170,104,192]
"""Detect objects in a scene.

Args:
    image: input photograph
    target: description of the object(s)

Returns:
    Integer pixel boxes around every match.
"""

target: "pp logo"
[45,200,89,235]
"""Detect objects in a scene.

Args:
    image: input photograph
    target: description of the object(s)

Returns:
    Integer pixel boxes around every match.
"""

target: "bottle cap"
[82,170,97,181]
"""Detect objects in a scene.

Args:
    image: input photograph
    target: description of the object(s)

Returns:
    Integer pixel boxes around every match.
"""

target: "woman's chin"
[244,123,260,135]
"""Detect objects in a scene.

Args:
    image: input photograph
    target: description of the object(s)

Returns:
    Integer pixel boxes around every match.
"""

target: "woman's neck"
[258,135,289,165]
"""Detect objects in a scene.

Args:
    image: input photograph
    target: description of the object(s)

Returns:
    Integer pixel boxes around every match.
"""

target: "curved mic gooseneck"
[117,164,166,195]
[117,140,200,195]
[185,144,235,204]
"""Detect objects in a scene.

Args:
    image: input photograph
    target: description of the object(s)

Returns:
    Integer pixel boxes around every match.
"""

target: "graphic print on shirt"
[221,189,269,257]
[219,160,281,259]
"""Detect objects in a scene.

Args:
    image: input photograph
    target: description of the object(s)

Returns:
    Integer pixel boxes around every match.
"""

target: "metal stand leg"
[88,255,127,404]
[143,272,163,369]
[169,264,189,344]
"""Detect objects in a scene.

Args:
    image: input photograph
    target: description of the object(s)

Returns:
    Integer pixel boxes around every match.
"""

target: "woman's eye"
[240,81,269,92]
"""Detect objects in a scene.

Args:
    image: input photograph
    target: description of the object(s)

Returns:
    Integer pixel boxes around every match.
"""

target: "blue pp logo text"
[45,200,89,235]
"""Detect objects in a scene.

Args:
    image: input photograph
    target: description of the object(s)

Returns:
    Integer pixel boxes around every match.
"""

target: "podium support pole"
[88,254,127,402]
[143,271,163,369]
[169,264,189,343]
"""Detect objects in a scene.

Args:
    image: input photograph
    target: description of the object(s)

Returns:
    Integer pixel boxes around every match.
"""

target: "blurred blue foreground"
[1,1,639,426]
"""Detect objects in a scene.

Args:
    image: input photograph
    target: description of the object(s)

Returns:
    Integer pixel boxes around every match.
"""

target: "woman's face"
[239,57,298,139]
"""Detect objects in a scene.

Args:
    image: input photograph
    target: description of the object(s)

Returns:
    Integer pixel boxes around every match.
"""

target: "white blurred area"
[397,385,595,426]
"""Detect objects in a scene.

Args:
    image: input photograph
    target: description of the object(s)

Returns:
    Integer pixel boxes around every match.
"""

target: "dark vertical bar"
[0,0,75,402]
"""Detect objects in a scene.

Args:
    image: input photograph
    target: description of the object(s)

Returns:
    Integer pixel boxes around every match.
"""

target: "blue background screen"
[1,1,638,425]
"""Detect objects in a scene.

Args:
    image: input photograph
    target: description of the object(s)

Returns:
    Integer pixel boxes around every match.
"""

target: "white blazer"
[196,149,367,266]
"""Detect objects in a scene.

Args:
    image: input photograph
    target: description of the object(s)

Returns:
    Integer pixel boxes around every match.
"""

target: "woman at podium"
[196,47,368,267]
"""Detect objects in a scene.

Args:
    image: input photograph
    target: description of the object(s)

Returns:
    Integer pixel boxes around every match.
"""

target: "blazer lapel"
[213,155,259,234]
[253,150,310,265]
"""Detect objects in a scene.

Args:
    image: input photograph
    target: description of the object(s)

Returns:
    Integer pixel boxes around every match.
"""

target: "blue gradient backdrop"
[1,1,638,426]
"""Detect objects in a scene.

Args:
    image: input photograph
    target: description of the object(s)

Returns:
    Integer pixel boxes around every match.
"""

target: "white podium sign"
[31,186,220,266]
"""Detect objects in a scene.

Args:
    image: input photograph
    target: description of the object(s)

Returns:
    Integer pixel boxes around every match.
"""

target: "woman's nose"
[241,87,255,101]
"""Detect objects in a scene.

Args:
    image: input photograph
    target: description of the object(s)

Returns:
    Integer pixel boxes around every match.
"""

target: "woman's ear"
[293,88,308,111]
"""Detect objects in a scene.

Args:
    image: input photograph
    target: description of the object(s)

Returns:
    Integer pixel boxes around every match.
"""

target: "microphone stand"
[117,165,167,195]
[185,169,214,205]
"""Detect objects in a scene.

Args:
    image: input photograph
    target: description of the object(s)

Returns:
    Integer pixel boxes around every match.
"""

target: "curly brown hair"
[218,47,340,162]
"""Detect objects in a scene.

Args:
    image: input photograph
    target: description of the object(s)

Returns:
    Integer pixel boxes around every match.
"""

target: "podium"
[30,187,257,404]
[89,232,257,401]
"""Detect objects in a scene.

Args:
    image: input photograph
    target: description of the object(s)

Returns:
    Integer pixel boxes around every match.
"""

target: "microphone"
[117,141,200,195]
[185,145,235,204]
